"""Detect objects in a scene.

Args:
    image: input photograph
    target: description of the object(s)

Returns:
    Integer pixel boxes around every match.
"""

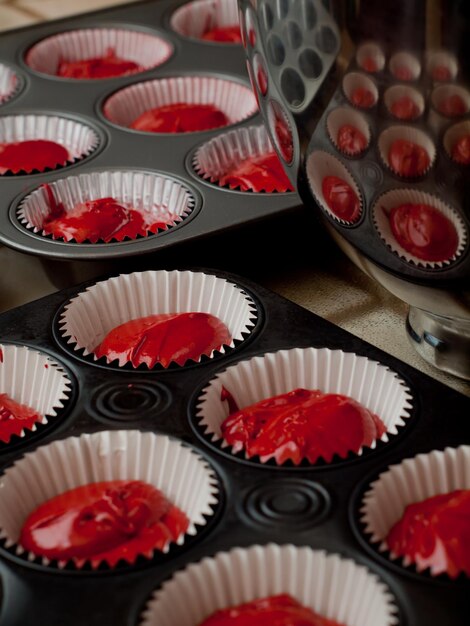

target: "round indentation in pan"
[285,21,303,49]
[299,48,323,79]
[260,2,274,31]
[280,67,306,107]
[267,34,286,66]
[90,381,171,422]
[315,25,338,55]
[302,0,318,28]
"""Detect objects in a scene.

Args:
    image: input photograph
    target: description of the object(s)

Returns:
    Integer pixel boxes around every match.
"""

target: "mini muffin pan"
[0,267,469,625]
[0,0,300,260]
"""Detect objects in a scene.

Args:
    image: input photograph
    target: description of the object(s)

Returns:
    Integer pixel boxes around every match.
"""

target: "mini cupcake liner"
[383,85,424,121]
[356,42,385,73]
[59,270,258,369]
[0,343,71,445]
[267,99,294,164]
[170,0,239,43]
[25,28,173,79]
[326,107,371,156]
[0,430,219,569]
[103,76,258,132]
[429,84,470,132]
[443,120,470,164]
[360,445,470,578]
[195,347,412,465]
[140,543,399,626]
[342,72,378,109]
[17,170,196,243]
[373,188,467,268]
[377,126,435,179]
[193,124,292,193]
[0,63,18,105]
[389,52,421,82]
[306,150,363,225]
[426,50,458,82]
[0,114,99,175]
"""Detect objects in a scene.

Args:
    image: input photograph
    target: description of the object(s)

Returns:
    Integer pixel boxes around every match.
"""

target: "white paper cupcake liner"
[195,347,412,465]
[140,544,399,626]
[103,76,258,132]
[0,114,99,175]
[360,445,470,578]
[429,85,470,133]
[267,99,295,164]
[170,0,239,43]
[443,120,470,164]
[193,124,292,193]
[0,343,71,444]
[326,107,371,156]
[373,188,467,268]
[17,170,196,243]
[0,63,18,105]
[377,126,435,178]
[356,42,385,73]
[306,150,363,225]
[25,28,173,79]
[383,85,424,121]
[0,430,219,569]
[59,270,258,369]
[426,50,458,82]
[389,52,421,82]
[342,72,378,109]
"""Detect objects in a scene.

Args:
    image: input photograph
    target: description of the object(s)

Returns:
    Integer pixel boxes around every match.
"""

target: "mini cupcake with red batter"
[195,347,412,466]
[426,50,458,83]
[384,85,424,122]
[0,63,19,106]
[342,73,378,110]
[193,125,293,193]
[356,42,385,74]
[378,126,435,179]
[443,121,470,166]
[0,343,71,446]
[170,0,241,44]
[17,170,196,244]
[430,85,470,133]
[0,430,218,569]
[389,52,421,82]
[326,107,370,157]
[103,76,257,134]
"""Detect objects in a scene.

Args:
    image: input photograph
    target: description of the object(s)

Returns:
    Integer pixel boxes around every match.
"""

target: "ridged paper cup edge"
[356,42,386,73]
[377,125,435,178]
[326,107,371,156]
[342,72,378,109]
[170,0,239,42]
[383,85,424,121]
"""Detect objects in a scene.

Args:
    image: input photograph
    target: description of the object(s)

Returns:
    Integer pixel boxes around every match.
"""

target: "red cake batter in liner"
[451,134,470,165]
[388,139,430,178]
[322,175,361,222]
[337,124,368,156]
[390,96,420,121]
[350,87,375,108]
[201,26,242,43]
[57,47,143,79]
[431,65,452,82]
[217,152,293,192]
[0,139,69,174]
[438,94,467,117]
[393,65,413,81]
[0,393,42,444]
[130,103,229,133]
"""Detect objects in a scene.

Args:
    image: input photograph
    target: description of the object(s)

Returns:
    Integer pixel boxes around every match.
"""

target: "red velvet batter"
[130,103,229,133]
[393,65,413,81]
[438,94,467,117]
[337,124,367,156]
[0,140,70,174]
[95,312,232,368]
[20,480,189,567]
[0,393,42,444]
[201,26,242,43]
[350,87,375,108]
[390,96,420,120]
[41,191,177,243]
[220,388,386,465]
[389,203,459,262]
[217,152,293,192]
[451,135,470,165]
[57,48,143,79]
[388,139,430,178]
[256,63,268,96]
[387,489,470,578]
[431,65,452,82]
[361,56,378,73]
[322,175,361,222]
[199,594,345,626]
[272,103,293,163]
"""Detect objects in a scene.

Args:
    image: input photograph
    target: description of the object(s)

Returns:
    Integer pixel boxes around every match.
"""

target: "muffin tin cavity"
[170,0,240,44]
[89,381,171,423]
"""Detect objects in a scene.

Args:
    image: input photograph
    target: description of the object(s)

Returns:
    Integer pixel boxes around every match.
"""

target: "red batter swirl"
[41,189,178,243]
[337,124,367,156]
[20,480,189,567]
[388,139,430,178]
[350,87,375,108]
[393,65,413,81]
[95,312,232,368]
[438,94,467,117]
[322,175,361,222]
[220,388,386,465]
[199,594,345,626]
[431,65,452,82]
[201,26,242,43]
[388,203,459,262]
[361,56,379,73]
[386,489,470,578]
[390,96,420,121]
[57,48,143,79]
[0,140,70,174]
[130,103,229,133]
[0,393,42,444]
[217,152,293,192]
[451,134,470,165]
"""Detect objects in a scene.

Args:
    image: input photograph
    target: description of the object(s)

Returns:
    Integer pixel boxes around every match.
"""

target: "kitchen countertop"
[1,0,469,398]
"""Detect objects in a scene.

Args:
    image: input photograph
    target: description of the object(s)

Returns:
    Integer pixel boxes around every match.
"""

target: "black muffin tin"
[0,0,301,262]
[0,267,469,625]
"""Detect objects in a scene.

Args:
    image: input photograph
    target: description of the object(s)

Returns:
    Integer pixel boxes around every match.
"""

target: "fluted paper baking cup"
[431,84,470,118]
[193,124,292,192]
[373,188,467,268]
[326,107,371,156]
[426,50,458,82]
[140,544,399,626]
[25,28,173,79]
[0,430,219,569]
[103,76,257,132]
[384,85,424,121]
[360,445,470,577]
[389,52,421,81]
[170,0,240,43]
[0,64,18,105]
[377,126,435,178]
[342,72,378,109]
[443,120,470,164]
[17,170,195,243]
[0,114,99,175]
[59,270,258,369]
[0,343,71,444]
[306,150,363,225]
[195,347,412,465]
[356,42,385,73]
